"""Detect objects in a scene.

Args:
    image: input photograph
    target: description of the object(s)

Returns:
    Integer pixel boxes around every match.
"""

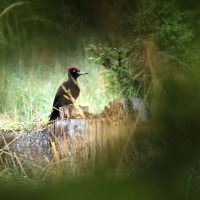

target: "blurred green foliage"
[87,0,200,100]
[0,0,200,199]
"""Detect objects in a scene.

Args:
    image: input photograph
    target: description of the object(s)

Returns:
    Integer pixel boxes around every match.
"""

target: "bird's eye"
[73,70,75,72]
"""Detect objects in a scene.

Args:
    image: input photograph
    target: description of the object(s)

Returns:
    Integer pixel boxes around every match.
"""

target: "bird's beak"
[77,71,88,75]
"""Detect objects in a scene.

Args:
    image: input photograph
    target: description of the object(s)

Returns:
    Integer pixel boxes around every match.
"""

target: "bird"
[49,67,88,121]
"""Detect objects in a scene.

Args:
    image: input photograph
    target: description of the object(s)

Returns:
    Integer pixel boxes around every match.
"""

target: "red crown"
[69,67,80,72]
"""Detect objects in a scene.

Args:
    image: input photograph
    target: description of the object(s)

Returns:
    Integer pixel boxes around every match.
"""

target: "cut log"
[0,98,148,173]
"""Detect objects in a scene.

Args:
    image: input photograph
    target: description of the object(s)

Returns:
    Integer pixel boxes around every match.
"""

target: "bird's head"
[68,67,88,80]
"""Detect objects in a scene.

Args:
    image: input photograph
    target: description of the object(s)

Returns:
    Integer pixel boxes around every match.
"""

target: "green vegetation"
[0,0,200,199]
[0,53,118,128]
[87,0,200,102]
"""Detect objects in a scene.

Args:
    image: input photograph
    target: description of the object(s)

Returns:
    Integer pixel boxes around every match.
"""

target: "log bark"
[0,98,148,172]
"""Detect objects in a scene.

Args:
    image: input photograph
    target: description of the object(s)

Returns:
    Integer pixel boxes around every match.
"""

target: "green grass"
[0,0,121,129]
[0,51,120,129]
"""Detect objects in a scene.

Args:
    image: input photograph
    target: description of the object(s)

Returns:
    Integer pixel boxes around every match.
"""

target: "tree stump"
[0,98,148,173]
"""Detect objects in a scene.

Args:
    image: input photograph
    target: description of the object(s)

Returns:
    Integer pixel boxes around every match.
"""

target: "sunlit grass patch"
[0,52,121,128]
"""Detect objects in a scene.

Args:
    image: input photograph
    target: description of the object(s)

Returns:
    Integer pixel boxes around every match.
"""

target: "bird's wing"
[52,81,70,106]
